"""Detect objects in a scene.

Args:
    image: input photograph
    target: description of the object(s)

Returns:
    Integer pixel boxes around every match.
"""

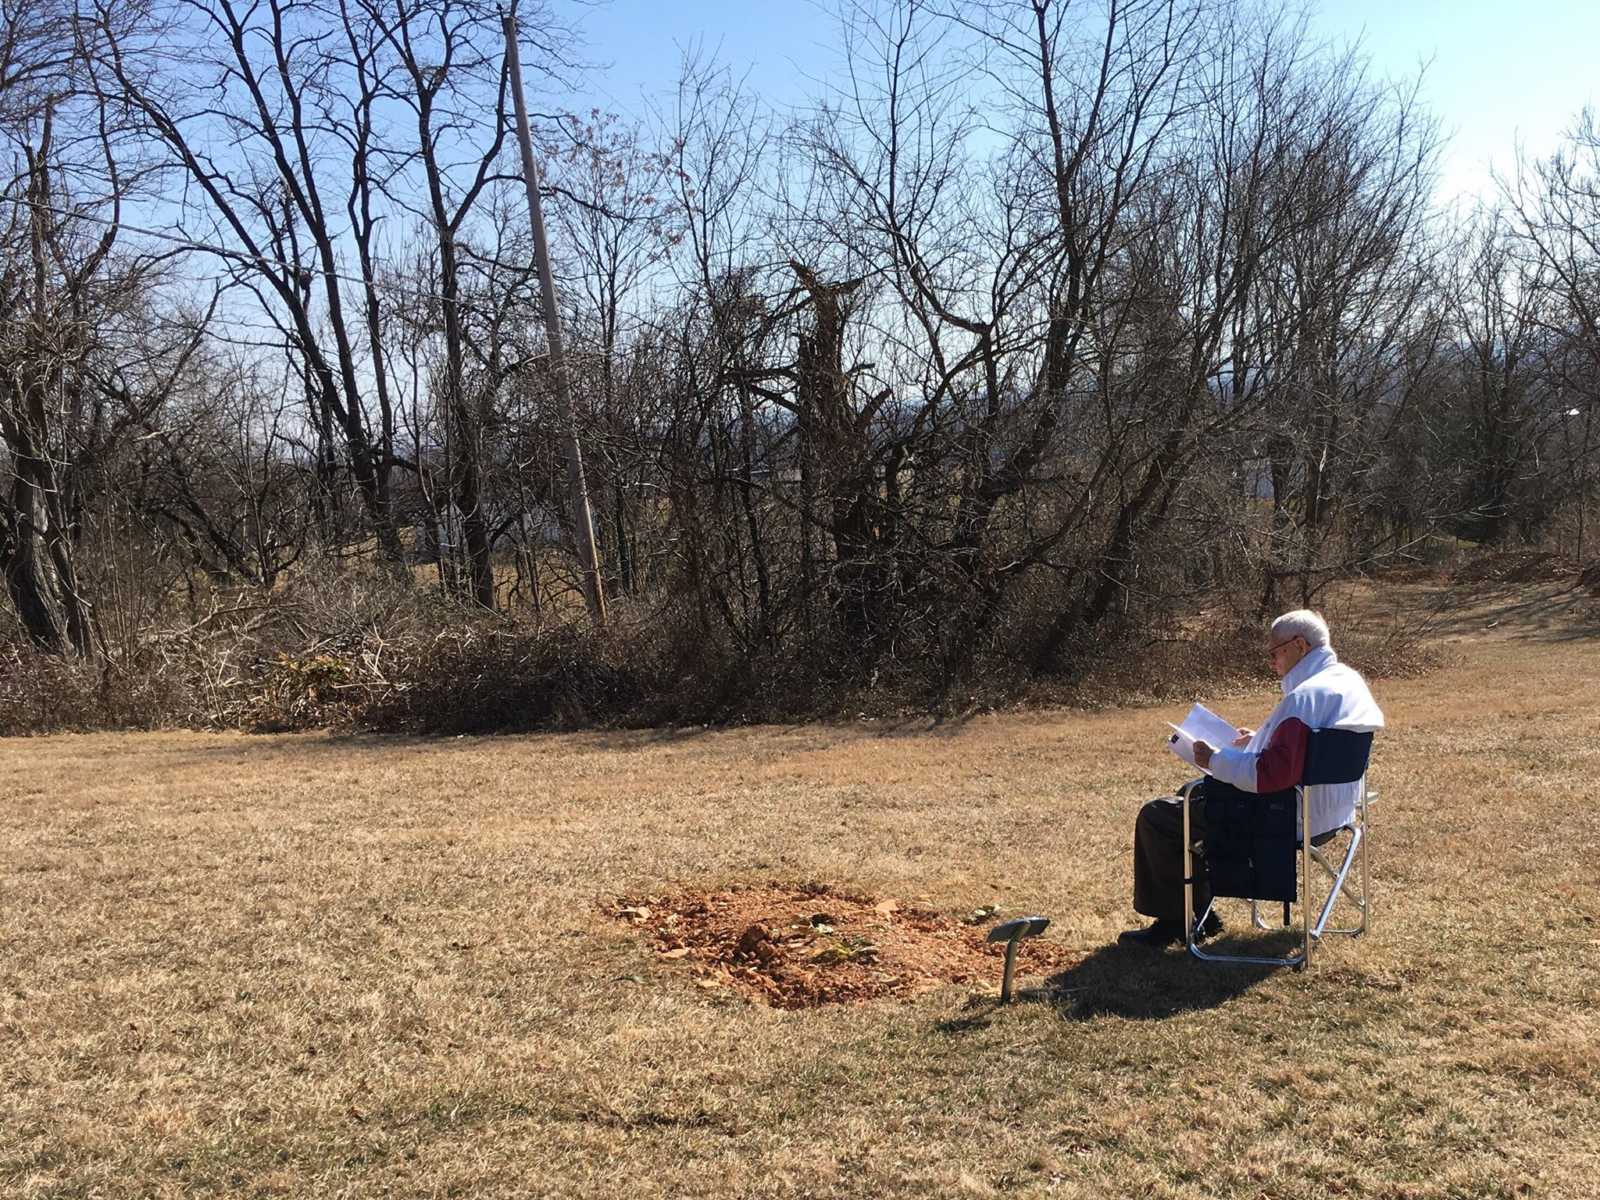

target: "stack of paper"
[1165,703,1240,772]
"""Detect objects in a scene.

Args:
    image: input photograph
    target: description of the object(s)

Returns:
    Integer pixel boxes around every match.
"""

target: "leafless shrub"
[0,641,199,734]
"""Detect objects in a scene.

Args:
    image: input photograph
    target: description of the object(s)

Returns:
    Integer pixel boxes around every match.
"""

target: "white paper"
[1164,703,1241,772]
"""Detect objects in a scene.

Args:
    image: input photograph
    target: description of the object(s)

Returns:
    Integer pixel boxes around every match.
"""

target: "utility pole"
[502,10,607,627]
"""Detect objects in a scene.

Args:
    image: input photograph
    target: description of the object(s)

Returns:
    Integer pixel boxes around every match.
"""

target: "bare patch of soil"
[607,882,1074,1009]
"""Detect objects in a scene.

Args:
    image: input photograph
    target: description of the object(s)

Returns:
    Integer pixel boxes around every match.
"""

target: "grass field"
[3,581,1598,1198]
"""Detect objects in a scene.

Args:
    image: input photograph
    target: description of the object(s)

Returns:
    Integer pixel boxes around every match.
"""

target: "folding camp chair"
[1180,728,1374,971]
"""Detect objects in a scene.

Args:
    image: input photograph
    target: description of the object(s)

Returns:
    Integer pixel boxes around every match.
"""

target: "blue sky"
[573,0,1600,208]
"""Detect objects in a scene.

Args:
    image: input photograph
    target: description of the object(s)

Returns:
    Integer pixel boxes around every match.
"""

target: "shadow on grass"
[1426,582,1600,643]
[166,724,730,762]
[1043,933,1296,1020]
[935,930,1300,1033]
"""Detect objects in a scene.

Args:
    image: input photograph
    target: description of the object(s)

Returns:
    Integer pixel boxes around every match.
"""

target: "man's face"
[1265,632,1307,678]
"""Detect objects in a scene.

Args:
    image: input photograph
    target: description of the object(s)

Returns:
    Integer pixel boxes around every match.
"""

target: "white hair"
[1270,609,1330,650]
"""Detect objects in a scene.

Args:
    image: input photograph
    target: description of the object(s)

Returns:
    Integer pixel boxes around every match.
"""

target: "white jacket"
[1208,645,1384,837]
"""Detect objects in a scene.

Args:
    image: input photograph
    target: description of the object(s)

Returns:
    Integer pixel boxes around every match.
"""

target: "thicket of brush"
[1,535,1465,739]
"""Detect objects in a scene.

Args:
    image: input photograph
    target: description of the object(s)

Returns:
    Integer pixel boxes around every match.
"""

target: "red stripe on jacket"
[1255,717,1310,792]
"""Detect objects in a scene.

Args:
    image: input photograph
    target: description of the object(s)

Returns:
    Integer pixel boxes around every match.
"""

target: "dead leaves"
[607,883,1072,1009]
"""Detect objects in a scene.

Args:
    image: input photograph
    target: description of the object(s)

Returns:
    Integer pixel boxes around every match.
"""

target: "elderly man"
[1119,609,1385,948]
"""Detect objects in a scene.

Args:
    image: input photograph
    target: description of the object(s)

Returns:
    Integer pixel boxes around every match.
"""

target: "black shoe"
[1195,912,1223,940]
[1117,919,1183,948]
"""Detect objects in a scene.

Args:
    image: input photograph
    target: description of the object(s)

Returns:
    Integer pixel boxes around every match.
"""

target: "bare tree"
[547,110,675,596]
[1510,108,1600,564]
[0,0,194,655]
[361,0,519,607]
[1440,213,1563,545]
[99,0,411,564]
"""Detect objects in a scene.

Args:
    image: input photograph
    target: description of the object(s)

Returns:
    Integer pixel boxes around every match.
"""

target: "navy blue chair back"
[1302,729,1373,787]
[1199,780,1298,902]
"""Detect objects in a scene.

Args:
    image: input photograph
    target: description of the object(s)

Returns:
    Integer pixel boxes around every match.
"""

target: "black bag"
[1196,778,1298,903]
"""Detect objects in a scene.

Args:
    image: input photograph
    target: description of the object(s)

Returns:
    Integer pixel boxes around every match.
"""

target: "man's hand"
[1232,727,1254,748]
[1194,740,1215,769]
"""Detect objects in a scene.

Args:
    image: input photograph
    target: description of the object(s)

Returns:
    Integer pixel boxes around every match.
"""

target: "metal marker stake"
[985,916,1051,1004]
[1000,938,1022,1003]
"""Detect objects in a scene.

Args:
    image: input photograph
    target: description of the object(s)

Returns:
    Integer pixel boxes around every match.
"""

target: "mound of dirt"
[1452,550,1579,586]
[607,882,1074,1009]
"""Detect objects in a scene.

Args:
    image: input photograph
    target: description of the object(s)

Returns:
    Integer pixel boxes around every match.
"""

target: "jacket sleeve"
[1208,718,1310,793]
[1254,717,1310,792]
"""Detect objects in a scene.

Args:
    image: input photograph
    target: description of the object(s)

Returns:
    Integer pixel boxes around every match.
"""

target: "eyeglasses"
[1266,636,1302,659]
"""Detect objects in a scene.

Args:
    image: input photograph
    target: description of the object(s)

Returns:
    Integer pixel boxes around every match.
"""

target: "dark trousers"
[1133,793,1210,923]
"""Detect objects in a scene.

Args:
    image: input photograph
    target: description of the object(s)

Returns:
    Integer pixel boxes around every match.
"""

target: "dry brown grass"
[3,580,1598,1198]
